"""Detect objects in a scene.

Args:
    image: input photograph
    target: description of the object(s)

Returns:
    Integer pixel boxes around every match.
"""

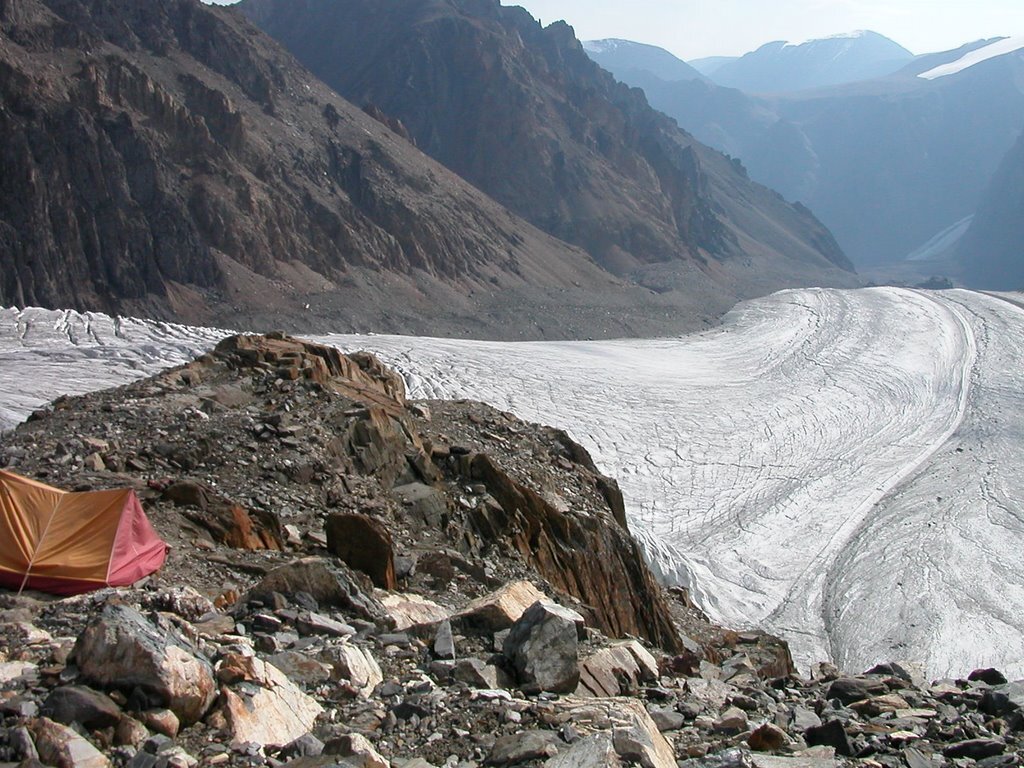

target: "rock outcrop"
[0,0,679,339]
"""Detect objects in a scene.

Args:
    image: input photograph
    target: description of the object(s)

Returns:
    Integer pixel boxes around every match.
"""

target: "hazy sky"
[499,0,1022,59]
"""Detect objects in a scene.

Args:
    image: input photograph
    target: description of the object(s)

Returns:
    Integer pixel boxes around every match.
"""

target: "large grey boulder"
[503,601,583,695]
[72,604,216,725]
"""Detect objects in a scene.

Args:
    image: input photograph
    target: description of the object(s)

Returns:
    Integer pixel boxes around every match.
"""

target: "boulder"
[554,697,675,768]
[825,677,886,705]
[267,652,333,686]
[749,723,790,752]
[544,734,621,767]
[457,581,547,631]
[324,643,383,697]
[42,686,122,730]
[577,641,659,697]
[0,661,38,685]
[433,621,455,660]
[504,602,582,694]
[713,707,749,734]
[72,604,216,725]
[325,513,397,590]
[251,558,388,624]
[379,593,449,631]
[216,654,324,748]
[487,730,561,765]
[323,733,389,768]
[31,717,110,768]
[138,709,180,738]
[804,720,852,756]
[453,658,509,690]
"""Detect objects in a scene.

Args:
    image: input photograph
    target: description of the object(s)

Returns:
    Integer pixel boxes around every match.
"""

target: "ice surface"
[2,288,1022,678]
[918,36,1024,80]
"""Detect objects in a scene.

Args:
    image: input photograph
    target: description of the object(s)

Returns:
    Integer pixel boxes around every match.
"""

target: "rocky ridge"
[240,0,856,295]
[1,336,1023,768]
[0,0,719,340]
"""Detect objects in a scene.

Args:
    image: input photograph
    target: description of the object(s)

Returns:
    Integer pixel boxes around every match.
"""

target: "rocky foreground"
[1,335,1022,768]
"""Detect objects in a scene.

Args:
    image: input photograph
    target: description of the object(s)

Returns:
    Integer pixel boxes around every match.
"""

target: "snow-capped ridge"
[918,36,1024,80]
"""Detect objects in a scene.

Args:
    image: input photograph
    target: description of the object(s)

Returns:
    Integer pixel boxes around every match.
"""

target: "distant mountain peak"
[582,37,705,83]
[707,30,913,93]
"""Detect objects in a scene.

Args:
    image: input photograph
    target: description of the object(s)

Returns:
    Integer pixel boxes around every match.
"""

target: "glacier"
[2,287,1023,679]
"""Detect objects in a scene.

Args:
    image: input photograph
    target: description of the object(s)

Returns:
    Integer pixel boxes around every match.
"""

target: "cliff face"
[959,129,1024,289]
[240,0,855,282]
[0,0,624,333]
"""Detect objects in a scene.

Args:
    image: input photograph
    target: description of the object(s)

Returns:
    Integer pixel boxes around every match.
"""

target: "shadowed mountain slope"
[0,0,719,338]
[240,0,856,296]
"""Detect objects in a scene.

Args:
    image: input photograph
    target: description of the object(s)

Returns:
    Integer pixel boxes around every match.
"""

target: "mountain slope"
[958,129,1024,289]
[240,0,855,295]
[0,0,695,339]
[597,38,1024,269]
[708,31,913,94]
[583,39,704,83]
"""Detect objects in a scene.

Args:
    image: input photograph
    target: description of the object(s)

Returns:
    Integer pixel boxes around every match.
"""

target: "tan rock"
[325,643,383,697]
[379,593,450,631]
[324,733,389,768]
[555,697,674,768]
[216,654,323,747]
[32,717,110,768]
[544,734,622,767]
[114,716,150,748]
[457,581,547,631]
[577,641,660,697]
[139,708,180,738]
[0,660,37,685]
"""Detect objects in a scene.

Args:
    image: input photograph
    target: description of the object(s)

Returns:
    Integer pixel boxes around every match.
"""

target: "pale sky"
[499,0,1023,59]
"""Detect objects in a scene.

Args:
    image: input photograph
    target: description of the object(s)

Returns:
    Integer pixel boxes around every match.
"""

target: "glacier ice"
[2,287,1023,679]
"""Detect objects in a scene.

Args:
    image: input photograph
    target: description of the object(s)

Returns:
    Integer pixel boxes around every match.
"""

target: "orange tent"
[0,470,168,595]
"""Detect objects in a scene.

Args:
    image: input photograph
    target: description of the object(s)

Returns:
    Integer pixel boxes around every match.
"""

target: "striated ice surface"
[2,288,1023,679]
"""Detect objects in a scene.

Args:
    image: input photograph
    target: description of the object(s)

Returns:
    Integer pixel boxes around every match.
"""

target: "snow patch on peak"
[783,30,869,48]
[918,36,1024,80]
[582,39,622,54]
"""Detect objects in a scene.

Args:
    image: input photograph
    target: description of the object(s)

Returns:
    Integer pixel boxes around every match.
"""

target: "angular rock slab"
[325,513,397,590]
[504,601,583,694]
[324,643,383,697]
[554,697,674,768]
[458,581,547,631]
[544,734,622,767]
[73,604,216,725]
[32,717,111,768]
[577,641,659,697]
[251,557,388,623]
[217,654,324,748]
[380,592,449,631]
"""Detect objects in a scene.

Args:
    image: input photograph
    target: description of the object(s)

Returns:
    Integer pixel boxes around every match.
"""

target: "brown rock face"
[467,452,682,653]
[0,0,636,336]
[325,513,398,590]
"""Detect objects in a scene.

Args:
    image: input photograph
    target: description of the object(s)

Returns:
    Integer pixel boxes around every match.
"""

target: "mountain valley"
[587,34,1024,286]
